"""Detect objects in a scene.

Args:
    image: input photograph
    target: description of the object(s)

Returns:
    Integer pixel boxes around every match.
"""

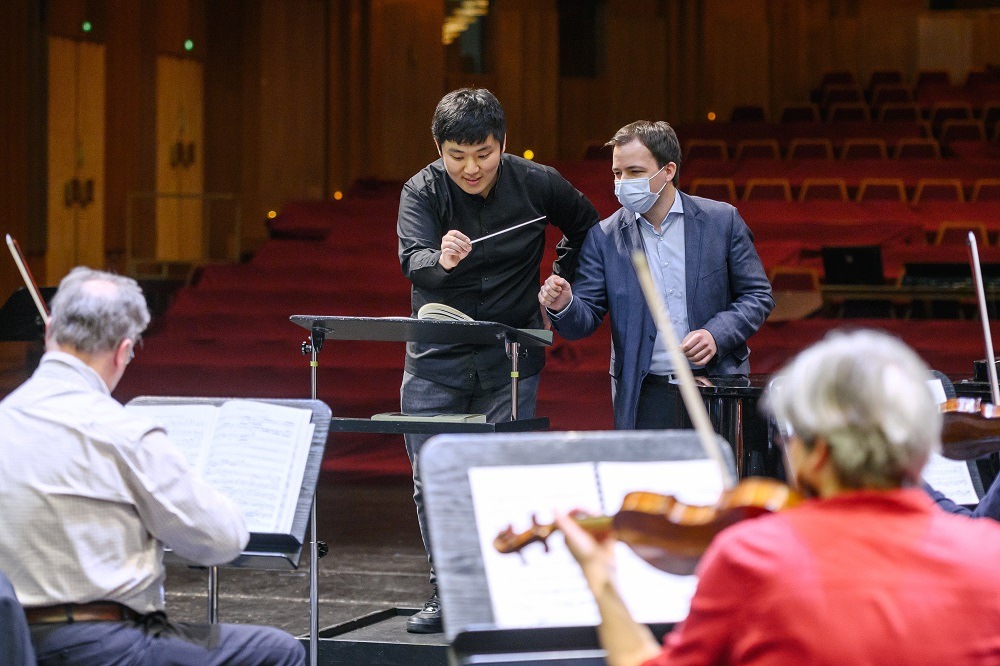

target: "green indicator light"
[184,39,194,51]
[82,20,92,33]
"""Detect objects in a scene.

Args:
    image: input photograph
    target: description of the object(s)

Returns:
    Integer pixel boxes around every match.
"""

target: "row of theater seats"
[686,176,1000,205]
[678,120,998,159]
[764,100,1000,133]
[685,134,992,160]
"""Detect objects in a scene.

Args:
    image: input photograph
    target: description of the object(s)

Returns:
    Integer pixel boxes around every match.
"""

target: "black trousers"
[634,373,694,430]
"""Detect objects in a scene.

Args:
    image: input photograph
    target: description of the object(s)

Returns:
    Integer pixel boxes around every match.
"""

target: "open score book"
[126,400,315,543]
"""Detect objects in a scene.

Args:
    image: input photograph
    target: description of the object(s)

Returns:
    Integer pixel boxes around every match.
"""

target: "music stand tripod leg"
[207,566,219,623]
[308,335,321,666]
[509,340,520,421]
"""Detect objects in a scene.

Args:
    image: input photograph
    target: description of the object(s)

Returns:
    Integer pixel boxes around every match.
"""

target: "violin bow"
[631,251,737,489]
[967,232,1000,404]
[5,234,50,327]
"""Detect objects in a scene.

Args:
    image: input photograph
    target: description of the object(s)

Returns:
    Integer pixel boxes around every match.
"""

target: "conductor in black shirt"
[397,88,599,633]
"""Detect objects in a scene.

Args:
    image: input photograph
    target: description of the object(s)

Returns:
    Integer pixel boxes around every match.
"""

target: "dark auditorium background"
[2,0,1000,476]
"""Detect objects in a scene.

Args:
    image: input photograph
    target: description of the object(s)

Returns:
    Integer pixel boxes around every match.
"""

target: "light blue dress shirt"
[637,193,689,375]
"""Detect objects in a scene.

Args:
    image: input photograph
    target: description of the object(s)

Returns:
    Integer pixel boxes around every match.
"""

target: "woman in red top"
[559,329,1000,666]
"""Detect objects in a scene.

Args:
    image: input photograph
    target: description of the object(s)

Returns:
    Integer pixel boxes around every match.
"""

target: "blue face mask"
[614,166,667,214]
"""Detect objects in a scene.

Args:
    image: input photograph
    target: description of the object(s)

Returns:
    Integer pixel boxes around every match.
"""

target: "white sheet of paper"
[598,460,725,623]
[202,401,314,534]
[923,453,979,505]
[469,463,603,628]
[127,403,219,471]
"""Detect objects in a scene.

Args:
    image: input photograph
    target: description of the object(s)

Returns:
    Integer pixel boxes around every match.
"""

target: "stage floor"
[162,474,432,638]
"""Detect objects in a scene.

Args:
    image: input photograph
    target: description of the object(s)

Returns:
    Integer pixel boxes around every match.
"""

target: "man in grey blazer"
[540,120,774,429]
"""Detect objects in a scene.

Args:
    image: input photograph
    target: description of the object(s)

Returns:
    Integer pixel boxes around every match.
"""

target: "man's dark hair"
[606,120,682,185]
[432,88,506,147]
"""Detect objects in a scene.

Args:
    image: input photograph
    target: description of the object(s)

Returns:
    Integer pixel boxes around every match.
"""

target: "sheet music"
[469,463,603,628]
[202,401,313,534]
[470,458,725,628]
[597,460,725,623]
[126,400,314,534]
[127,404,219,471]
[923,453,979,505]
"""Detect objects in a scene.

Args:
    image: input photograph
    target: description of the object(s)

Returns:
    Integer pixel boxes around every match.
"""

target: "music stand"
[126,397,331,623]
[0,287,55,341]
[420,429,737,664]
[289,315,553,665]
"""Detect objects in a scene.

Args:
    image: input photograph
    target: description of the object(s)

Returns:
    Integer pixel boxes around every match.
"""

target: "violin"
[940,397,1000,460]
[493,252,800,575]
[936,233,1000,462]
[495,480,800,575]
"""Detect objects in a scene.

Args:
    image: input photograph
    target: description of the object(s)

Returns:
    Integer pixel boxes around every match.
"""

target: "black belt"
[24,601,141,624]
[643,371,706,385]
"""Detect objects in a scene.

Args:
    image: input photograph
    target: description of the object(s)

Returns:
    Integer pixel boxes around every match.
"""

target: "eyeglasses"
[127,337,143,363]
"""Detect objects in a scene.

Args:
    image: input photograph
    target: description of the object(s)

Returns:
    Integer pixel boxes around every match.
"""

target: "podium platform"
[309,608,448,665]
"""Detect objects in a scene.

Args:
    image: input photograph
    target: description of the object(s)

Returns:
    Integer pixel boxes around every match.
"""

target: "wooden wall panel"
[367,0,444,182]
[491,0,559,162]
[249,0,327,248]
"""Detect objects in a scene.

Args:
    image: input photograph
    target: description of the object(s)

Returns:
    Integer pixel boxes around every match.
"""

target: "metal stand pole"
[207,566,218,623]
[308,334,321,666]
[509,340,520,421]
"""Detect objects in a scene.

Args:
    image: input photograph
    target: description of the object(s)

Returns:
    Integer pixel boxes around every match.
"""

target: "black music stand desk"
[0,287,55,342]
[420,429,737,665]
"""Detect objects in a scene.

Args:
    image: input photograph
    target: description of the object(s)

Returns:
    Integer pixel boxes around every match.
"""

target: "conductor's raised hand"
[681,328,717,367]
[539,275,572,313]
[439,230,472,271]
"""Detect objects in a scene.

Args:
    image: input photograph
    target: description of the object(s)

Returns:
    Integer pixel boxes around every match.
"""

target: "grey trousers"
[401,370,539,586]
[30,612,305,666]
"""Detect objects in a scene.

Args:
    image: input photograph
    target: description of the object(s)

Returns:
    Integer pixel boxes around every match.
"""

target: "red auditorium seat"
[983,104,1000,141]
[934,221,989,246]
[856,178,907,202]
[730,105,767,123]
[779,103,820,124]
[893,137,941,159]
[911,178,965,204]
[841,138,887,159]
[798,178,849,201]
[877,103,921,123]
[929,102,973,135]
[683,139,729,161]
[822,85,863,109]
[916,69,951,90]
[826,102,871,123]
[971,179,1000,202]
[690,178,737,202]
[867,70,905,96]
[870,84,912,109]
[734,139,781,160]
[787,138,834,160]
[743,178,792,201]
[939,118,986,145]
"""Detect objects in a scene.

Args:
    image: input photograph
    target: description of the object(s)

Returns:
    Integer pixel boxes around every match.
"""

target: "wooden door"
[156,55,204,262]
[47,36,105,284]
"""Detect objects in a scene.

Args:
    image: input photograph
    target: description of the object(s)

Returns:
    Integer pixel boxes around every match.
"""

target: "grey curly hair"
[765,329,940,489]
[48,267,150,355]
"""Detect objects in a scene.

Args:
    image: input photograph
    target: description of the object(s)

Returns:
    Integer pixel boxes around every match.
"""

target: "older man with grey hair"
[0,267,304,665]
[557,329,1000,666]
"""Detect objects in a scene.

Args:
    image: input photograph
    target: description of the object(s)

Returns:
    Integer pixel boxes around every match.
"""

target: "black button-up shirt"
[398,154,599,389]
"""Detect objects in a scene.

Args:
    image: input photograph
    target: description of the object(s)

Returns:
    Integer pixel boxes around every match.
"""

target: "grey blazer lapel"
[682,192,704,319]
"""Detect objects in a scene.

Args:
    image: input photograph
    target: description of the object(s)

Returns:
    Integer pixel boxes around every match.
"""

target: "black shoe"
[406,592,442,634]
